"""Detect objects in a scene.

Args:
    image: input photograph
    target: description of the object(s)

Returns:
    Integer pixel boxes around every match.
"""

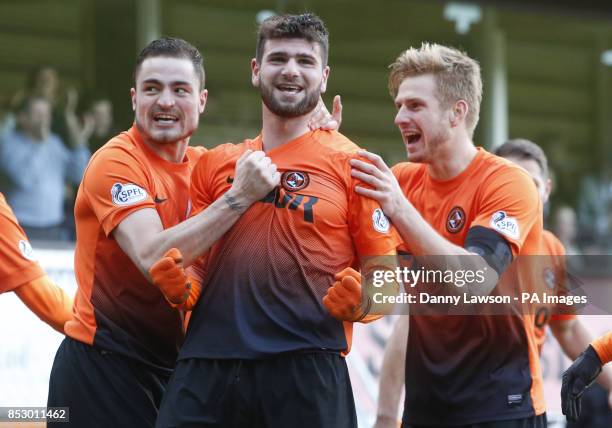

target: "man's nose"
[157,88,175,108]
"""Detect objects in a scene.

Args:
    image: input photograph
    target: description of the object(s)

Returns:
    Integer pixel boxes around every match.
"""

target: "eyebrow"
[141,78,193,87]
[266,50,317,60]
[395,96,426,105]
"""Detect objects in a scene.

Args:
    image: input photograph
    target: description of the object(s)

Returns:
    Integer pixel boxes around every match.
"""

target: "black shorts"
[156,352,357,428]
[47,336,171,428]
[403,413,547,428]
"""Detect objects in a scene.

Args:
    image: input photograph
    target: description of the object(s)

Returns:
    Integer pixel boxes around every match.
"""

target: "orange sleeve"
[189,150,215,217]
[14,275,73,333]
[0,194,45,293]
[592,331,612,364]
[347,155,402,257]
[543,232,577,320]
[469,166,541,256]
[81,147,155,237]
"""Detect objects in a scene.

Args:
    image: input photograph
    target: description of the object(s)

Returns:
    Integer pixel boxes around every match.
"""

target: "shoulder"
[311,130,361,155]
[192,140,252,185]
[89,131,141,165]
[477,150,536,196]
[391,161,424,182]
[543,229,565,255]
[186,145,207,167]
[196,140,248,167]
[82,131,149,185]
[479,149,531,182]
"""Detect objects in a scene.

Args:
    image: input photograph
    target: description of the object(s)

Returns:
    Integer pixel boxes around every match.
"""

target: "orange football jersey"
[65,125,205,369]
[179,129,401,359]
[393,148,546,425]
[0,192,45,293]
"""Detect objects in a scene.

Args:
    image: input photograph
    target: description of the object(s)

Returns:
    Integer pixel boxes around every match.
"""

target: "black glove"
[561,345,603,422]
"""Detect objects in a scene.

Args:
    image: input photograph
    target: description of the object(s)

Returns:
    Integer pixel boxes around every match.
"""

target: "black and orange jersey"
[532,230,576,352]
[0,192,45,293]
[393,148,546,425]
[179,129,401,360]
[64,125,205,370]
[592,331,612,364]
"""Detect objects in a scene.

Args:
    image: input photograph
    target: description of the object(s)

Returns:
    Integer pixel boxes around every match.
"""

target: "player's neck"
[142,137,189,163]
[260,105,311,152]
[427,135,477,181]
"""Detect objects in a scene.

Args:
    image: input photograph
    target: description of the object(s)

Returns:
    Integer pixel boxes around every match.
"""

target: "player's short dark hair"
[134,37,205,89]
[494,138,549,179]
[255,13,329,66]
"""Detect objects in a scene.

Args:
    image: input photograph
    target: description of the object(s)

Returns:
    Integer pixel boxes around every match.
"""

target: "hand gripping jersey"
[178,130,401,360]
[0,192,45,293]
[64,125,205,371]
[393,148,546,426]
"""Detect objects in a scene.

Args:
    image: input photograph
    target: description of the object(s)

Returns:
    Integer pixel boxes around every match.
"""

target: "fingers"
[308,96,340,131]
[351,169,380,187]
[562,374,581,422]
[350,158,387,182]
[334,267,360,282]
[561,378,572,419]
[332,95,343,126]
[235,149,254,167]
[232,149,279,204]
[356,150,392,173]
[163,248,183,264]
[354,185,384,200]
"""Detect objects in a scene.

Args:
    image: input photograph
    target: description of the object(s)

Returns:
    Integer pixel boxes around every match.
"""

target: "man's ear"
[199,89,208,114]
[320,65,330,94]
[450,100,468,127]
[251,58,260,88]
[130,87,136,111]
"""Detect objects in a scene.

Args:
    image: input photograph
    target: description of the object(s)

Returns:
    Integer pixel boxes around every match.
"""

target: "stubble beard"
[260,80,321,118]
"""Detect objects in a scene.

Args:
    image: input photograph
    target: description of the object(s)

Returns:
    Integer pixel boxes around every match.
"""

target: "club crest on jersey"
[446,206,466,234]
[18,239,36,261]
[490,211,519,239]
[111,182,147,206]
[372,208,391,233]
[281,171,309,192]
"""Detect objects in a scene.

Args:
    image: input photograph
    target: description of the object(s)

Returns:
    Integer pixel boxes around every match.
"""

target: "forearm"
[131,190,249,274]
[364,253,401,317]
[391,200,498,296]
[376,317,409,424]
[392,199,465,257]
[14,276,73,334]
[552,319,612,390]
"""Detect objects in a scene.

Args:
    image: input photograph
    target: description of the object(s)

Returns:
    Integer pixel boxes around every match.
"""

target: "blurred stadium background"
[1,1,611,427]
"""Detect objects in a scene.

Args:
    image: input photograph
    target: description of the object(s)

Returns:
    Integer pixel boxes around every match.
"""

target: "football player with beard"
[154,13,400,428]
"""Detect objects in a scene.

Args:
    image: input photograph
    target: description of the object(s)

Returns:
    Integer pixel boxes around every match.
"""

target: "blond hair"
[388,43,482,137]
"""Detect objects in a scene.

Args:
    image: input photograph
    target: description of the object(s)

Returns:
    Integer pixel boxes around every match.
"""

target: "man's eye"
[144,86,159,93]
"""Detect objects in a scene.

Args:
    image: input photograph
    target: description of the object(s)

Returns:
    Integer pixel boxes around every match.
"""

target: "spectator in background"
[61,95,115,240]
[82,96,115,153]
[0,96,89,241]
[5,65,89,151]
[554,205,581,255]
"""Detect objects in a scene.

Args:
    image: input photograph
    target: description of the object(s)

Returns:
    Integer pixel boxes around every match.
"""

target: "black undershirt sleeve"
[464,226,513,276]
